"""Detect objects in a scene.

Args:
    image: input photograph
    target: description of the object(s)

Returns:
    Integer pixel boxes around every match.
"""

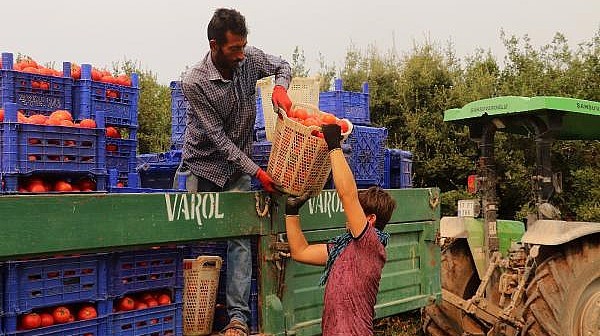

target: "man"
[284,124,397,335]
[178,8,292,336]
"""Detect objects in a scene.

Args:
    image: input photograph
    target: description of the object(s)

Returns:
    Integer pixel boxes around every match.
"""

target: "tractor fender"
[439,216,468,238]
[521,219,600,245]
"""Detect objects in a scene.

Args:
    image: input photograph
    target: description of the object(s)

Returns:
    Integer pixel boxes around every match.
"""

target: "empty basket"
[183,256,223,336]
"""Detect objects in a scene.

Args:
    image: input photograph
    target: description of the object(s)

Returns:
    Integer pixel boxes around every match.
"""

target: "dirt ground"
[374,309,424,336]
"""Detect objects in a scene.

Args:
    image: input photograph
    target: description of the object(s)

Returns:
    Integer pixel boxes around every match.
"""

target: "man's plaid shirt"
[181,46,291,187]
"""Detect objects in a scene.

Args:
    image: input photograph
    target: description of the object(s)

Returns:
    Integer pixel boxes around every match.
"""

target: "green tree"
[291,46,309,77]
[113,60,171,154]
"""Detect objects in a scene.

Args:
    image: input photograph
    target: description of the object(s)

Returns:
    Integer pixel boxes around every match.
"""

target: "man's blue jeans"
[178,170,252,325]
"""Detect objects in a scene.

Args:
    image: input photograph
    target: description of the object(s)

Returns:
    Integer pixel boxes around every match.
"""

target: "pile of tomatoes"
[19,305,97,331]
[114,290,172,312]
[285,106,350,138]
[70,63,132,86]
[0,109,96,128]
[19,176,97,193]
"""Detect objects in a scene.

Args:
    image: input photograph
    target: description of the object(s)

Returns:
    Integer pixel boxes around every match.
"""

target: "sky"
[1,0,598,85]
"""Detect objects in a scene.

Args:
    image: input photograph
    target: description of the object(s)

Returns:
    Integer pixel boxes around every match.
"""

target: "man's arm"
[285,215,328,266]
[247,46,292,88]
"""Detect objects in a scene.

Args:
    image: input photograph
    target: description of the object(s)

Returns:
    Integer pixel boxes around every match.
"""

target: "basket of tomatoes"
[267,103,352,196]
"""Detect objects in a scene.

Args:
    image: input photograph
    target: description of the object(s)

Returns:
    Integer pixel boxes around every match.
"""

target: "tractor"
[422,96,600,335]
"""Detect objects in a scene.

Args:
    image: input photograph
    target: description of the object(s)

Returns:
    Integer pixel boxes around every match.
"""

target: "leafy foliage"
[335,28,600,221]
[113,60,171,153]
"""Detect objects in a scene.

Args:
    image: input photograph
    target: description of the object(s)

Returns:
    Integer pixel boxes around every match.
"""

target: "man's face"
[212,31,247,70]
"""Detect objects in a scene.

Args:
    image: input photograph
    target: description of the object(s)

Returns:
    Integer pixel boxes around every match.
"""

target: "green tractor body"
[423,96,600,336]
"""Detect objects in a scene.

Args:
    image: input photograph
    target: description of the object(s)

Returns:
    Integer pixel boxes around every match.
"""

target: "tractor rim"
[579,289,600,335]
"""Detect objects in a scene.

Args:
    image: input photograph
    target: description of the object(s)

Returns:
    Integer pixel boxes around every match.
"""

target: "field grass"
[374,309,424,336]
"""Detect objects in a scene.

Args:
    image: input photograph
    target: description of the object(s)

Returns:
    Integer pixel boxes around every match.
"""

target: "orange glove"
[272,85,292,114]
[256,168,279,193]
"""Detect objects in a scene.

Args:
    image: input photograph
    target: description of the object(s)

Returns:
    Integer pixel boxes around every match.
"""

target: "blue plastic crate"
[254,88,265,130]
[3,315,109,336]
[106,137,137,175]
[400,151,412,188]
[110,292,182,336]
[170,81,187,149]
[383,148,413,189]
[3,300,111,336]
[137,163,181,190]
[319,78,370,125]
[1,53,73,117]
[346,125,387,187]
[108,248,184,297]
[72,64,139,128]
[1,103,106,184]
[250,141,271,190]
[136,150,181,166]
[383,149,391,189]
[4,254,108,314]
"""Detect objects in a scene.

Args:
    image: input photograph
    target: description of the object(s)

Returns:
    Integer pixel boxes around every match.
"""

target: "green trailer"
[0,187,441,335]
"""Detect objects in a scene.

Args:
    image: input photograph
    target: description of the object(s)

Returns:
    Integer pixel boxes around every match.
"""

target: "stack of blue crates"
[1,52,109,193]
[72,63,141,190]
[107,247,184,336]
[1,253,112,335]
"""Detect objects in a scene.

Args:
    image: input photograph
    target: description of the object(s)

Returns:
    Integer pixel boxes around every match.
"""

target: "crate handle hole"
[63,277,81,286]
[28,274,42,281]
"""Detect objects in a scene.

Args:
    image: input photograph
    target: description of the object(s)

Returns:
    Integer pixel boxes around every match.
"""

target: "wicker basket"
[183,256,223,336]
[258,76,320,141]
[267,103,352,196]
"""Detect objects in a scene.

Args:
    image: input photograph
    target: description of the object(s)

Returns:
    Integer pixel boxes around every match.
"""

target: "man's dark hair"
[207,8,248,45]
[358,186,397,231]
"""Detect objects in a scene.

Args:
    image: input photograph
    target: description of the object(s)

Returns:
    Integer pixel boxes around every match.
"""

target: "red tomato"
[77,178,96,191]
[145,298,158,307]
[28,114,47,125]
[77,306,97,320]
[52,306,71,324]
[336,119,350,133]
[79,119,96,128]
[54,180,73,192]
[21,313,42,330]
[320,113,337,125]
[105,126,121,139]
[135,301,148,310]
[157,294,171,305]
[50,110,73,121]
[39,313,54,327]
[118,297,135,311]
[294,108,308,120]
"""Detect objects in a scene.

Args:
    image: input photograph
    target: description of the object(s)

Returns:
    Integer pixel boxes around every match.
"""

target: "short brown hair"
[358,186,396,230]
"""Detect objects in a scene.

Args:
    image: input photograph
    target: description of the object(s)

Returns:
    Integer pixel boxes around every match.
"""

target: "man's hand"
[286,192,311,216]
[321,123,343,151]
[256,168,279,194]
[272,85,292,114]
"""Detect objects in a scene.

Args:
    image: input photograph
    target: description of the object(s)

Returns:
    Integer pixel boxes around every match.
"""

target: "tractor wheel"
[422,239,487,336]
[520,235,600,336]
